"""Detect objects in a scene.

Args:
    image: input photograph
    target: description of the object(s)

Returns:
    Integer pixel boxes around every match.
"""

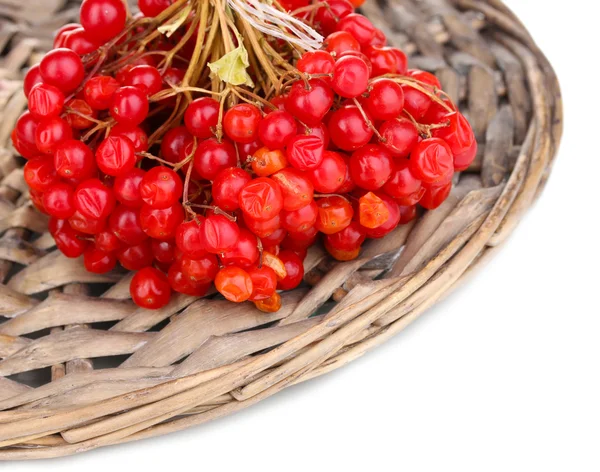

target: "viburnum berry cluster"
[14,0,476,311]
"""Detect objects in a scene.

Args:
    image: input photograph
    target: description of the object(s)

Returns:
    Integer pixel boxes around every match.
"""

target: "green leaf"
[208,45,254,87]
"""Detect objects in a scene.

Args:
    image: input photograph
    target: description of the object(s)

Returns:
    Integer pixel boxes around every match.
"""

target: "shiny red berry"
[80,0,127,43]
[54,140,96,180]
[130,267,171,310]
[39,48,84,93]
[27,84,65,119]
[139,166,183,209]
[409,138,454,185]
[111,86,149,127]
[223,104,262,144]
[73,178,116,220]
[277,250,304,291]
[184,97,219,139]
[239,177,283,222]
[95,136,137,177]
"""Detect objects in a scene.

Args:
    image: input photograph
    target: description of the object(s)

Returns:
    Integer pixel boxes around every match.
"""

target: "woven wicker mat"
[0,0,562,460]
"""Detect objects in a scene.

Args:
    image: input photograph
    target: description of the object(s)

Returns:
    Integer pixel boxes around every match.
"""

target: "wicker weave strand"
[0,0,561,460]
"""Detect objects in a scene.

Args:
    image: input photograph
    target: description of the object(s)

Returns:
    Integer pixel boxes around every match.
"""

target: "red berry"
[180,253,219,284]
[28,84,65,119]
[215,266,253,303]
[325,241,361,261]
[39,48,84,93]
[271,167,314,212]
[65,98,97,130]
[349,144,393,190]
[201,214,240,254]
[30,189,47,214]
[219,228,260,268]
[297,50,335,81]
[307,150,347,193]
[286,79,334,126]
[130,267,171,310]
[325,221,366,251]
[365,79,404,120]
[283,226,318,251]
[363,192,401,238]
[431,111,477,171]
[114,168,145,208]
[358,191,389,229]
[54,140,96,180]
[277,250,304,291]
[124,65,163,96]
[63,27,99,55]
[168,261,211,296]
[192,138,237,181]
[248,265,277,301]
[24,65,43,97]
[324,31,360,56]
[212,167,252,211]
[80,0,127,43]
[261,227,287,248]
[286,135,325,171]
[382,158,424,205]
[24,156,58,192]
[175,218,207,259]
[111,86,149,127]
[399,204,417,224]
[335,13,375,46]
[328,105,373,151]
[184,97,219,139]
[366,47,407,77]
[401,70,441,120]
[110,125,149,153]
[53,224,89,258]
[139,0,173,17]
[281,200,318,233]
[298,122,330,148]
[420,181,452,210]
[239,177,283,222]
[409,138,454,185]
[331,55,370,98]
[251,148,288,177]
[109,204,148,245]
[378,117,419,158]
[139,203,184,240]
[14,112,39,159]
[95,136,137,177]
[315,196,353,235]
[223,104,262,144]
[84,248,117,273]
[243,213,281,239]
[139,166,183,209]
[84,76,120,110]
[370,28,386,47]
[161,126,193,162]
[69,210,105,235]
[314,0,354,36]
[118,240,154,270]
[35,116,72,154]
[95,230,122,253]
[258,110,296,149]
[74,178,116,220]
[43,182,75,219]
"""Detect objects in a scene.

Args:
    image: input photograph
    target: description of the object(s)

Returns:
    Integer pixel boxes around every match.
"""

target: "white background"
[12,0,600,470]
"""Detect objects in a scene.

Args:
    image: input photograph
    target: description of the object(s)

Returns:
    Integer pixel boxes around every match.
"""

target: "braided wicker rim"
[0,0,562,460]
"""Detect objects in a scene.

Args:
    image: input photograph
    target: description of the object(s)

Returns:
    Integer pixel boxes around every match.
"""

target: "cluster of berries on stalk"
[14,0,477,311]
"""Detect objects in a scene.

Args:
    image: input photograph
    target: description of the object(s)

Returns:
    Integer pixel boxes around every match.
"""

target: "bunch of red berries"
[13,0,476,311]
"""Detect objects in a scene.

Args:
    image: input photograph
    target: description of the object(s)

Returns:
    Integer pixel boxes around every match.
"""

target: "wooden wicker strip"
[0,0,562,460]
